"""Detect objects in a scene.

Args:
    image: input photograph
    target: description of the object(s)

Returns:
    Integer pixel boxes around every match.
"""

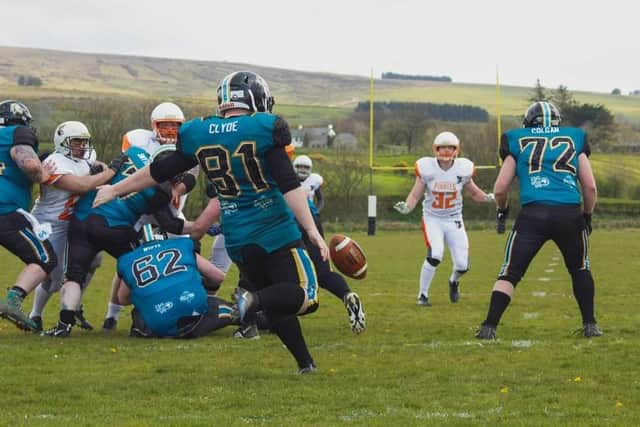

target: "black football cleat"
[42,321,73,338]
[475,324,497,340]
[449,280,460,303]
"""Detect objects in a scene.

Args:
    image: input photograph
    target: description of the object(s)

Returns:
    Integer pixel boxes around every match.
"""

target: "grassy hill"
[3,46,640,123]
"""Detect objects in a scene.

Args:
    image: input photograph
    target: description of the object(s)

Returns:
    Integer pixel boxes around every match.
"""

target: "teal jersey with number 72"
[501,126,588,206]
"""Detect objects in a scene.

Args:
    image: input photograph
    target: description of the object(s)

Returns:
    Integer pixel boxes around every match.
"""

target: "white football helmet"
[151,102,185,144]
[432,131,460,161]
[53,121,93,160]
[293,155,313,180]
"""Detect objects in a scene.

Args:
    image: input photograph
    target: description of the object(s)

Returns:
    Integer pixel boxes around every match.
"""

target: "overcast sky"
[4,0,637,94]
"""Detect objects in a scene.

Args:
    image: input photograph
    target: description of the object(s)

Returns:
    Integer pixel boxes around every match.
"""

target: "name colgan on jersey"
[531,126,560,134]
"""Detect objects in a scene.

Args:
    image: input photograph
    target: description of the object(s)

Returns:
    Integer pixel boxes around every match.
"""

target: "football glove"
[89,163,105,175]
[496,206,509,234]
[583,213,592,235]
[108,153,129,173]
[206,224,223,236]
[393,201,411,215]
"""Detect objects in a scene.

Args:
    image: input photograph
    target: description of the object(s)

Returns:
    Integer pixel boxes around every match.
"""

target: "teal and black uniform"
[118,238,207,336]
[0,125,37,214]
[75,146,164,227]
[178,113,301,263]
[501,126,588,206]
[65,146,173,284]
[497,125,593,286]
[148,106,319,369]
[0,125,56,272]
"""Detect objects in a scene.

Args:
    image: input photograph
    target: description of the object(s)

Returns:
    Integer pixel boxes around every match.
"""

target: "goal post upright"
[367,67,376,236]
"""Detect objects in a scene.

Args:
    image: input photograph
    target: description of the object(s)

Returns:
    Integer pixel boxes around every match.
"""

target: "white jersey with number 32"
[415,157,474,220]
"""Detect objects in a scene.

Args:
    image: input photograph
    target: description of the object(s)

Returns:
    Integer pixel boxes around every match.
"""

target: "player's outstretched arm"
[465,178,496,203]
[93,165,156,207]
[185,198,222,240]
[284,187,329,261]
[394,177,425,214]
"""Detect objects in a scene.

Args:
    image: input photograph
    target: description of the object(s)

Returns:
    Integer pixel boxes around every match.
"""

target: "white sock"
[30,285,52,318]
[106,302,124,320]
[419,259,437,298]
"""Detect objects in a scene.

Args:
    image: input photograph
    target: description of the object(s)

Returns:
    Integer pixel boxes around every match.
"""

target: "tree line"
[381,72,452,82]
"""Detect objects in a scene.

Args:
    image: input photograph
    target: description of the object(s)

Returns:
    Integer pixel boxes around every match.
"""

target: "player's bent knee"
[456,268,469,275]
[426,257,441,267]
[298,300,319,316]
[39,257,58,275]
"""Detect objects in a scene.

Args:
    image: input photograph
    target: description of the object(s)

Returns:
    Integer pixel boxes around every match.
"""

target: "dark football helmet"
[0,100,33,127]
[217,71,275,114]
[523,101,561,128]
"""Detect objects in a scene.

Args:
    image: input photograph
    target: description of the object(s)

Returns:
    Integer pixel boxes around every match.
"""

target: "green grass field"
[2,229,639,425]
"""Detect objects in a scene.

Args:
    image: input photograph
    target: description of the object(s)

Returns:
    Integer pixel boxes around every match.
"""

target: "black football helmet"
[0,100,33,127]
[217,71,275,114]
[523,101,561,128]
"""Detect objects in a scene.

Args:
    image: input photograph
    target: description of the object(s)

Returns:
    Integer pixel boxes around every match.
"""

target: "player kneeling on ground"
[114,224,237,338]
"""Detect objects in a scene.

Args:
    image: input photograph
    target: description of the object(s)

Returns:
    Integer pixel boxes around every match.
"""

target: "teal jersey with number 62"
[118,237,207,336]
[500,126,589,206]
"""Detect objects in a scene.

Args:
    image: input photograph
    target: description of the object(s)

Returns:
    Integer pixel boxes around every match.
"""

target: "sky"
[3,0,638,94]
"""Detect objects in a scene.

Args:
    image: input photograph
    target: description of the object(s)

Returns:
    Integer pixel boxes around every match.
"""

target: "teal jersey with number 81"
[178,113,300,262]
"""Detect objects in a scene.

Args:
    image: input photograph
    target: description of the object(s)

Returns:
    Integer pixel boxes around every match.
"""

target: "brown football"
[329,234,367,279]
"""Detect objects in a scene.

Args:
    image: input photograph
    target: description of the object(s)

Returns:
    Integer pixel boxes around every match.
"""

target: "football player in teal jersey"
[42,146,179,337]
[115,224,236,338]
[0,100,57,331]
[93,71,328,373]
[475,101,601,340]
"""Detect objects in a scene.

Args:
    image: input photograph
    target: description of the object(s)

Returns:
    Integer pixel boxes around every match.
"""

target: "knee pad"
[426,257,441,267]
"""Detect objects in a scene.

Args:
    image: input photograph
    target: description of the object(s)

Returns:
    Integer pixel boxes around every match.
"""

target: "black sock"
[572,270,596,324]
[269,315,313,369]
[319,272,350,300]
[60,310,76,325]
[10,286,27,300]
[484,291,511,327]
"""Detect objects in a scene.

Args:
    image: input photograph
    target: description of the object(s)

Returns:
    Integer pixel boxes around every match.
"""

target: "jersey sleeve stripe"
[44,174,63,185]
